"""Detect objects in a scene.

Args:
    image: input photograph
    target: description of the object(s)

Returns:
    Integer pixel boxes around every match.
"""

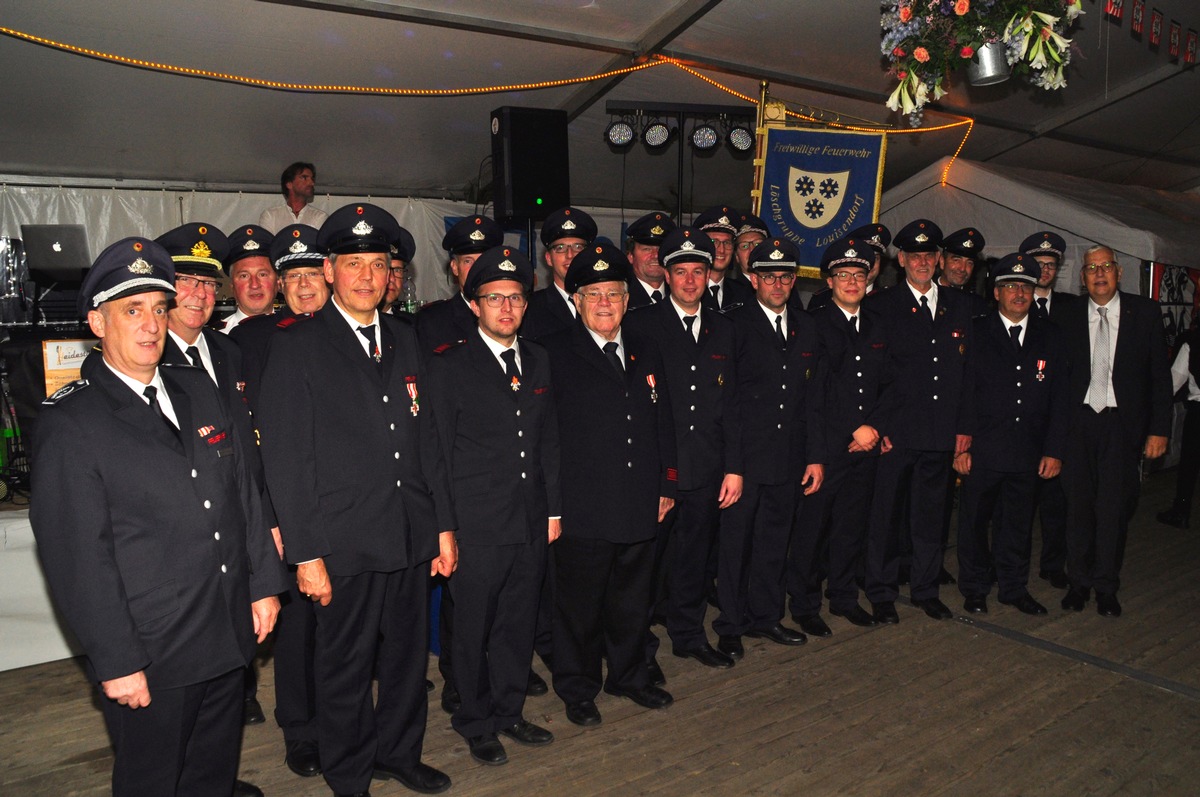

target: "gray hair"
[1082,244,1117,265]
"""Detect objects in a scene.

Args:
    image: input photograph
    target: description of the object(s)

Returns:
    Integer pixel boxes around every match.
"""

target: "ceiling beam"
[259,0,632,54]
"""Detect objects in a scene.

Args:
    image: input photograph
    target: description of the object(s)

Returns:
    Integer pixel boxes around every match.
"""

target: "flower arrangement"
[881,0,1084,126]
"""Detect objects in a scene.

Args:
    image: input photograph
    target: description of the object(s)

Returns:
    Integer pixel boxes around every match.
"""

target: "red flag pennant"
[1150,8,1163,46]
[1187,30,1199,65]
[1131,0,1145,35]
[1105,0,1124,20]
[1169,20,1181,58]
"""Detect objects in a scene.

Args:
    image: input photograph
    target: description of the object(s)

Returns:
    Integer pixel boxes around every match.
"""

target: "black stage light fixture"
[605,118,635,148]
[727,123,755,152]
[643,120,672,149]
[691,122,720,151]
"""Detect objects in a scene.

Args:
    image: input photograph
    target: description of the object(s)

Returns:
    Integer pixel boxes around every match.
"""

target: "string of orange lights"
[0,24,973,182]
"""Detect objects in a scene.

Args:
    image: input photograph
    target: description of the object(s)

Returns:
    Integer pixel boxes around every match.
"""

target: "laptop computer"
[20,224,90,284]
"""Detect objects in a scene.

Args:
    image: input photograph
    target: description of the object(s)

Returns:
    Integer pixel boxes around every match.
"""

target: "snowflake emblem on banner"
[794,175,815,196]
[804,199,825,219]
[819,178,840,199]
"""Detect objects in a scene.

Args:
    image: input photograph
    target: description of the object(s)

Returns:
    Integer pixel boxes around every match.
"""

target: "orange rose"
[913,47,930,63]
[955,0,970,15]
[899,6,913,23]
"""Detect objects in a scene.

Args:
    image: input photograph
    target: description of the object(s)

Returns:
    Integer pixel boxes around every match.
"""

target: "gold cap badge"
[191,241,212,259]
[650,225,664,236]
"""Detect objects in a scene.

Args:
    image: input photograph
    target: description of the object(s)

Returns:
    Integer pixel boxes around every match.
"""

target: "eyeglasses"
[709,239,733,249]
[578,289,627,303]
[281,270,323,284]
[831,271,868,283]
[1082,262,1118,274]
[755,272,795,285]
[737,240,762,252]
[388,266,406,277]
[477,292,528,308]
[998,282,1034,293]
[175,275,220,294]
[550,242,587,255]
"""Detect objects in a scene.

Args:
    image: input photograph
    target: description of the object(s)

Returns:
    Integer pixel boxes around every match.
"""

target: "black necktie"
[357,325,380,368]
[603,341,624,379]
[500,348,521,391]
[684,315,697,342]
[185,345,203,369]
[1010,324,1022,351]
[1036,297,1049,318]
[775,314,786,347]
[709,285,720,305]
[920,294,932,321]
[849,314,858,336]
[143,384,178,435]
[651,289,663,303]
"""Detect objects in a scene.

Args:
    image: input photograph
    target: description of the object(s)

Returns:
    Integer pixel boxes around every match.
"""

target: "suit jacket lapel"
[572,324,625,385]
[202,330,231,394]
[164,376,197,460]
[95,363,185,454]
[320,304,381,381]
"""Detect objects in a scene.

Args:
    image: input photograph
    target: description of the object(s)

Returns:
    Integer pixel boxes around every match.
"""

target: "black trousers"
[957,466,1038,601]
[661,482,721,651]
[552,535,654,705]
[314,567,429,794]
[866,448,952,603]
[273,571,318,742]
[788,454,877,615]
[1034,474,1068,574]
[1170,400,1200,510]
[100,666,242,797]
[448,537,546,739]
[713,479,797,636]
[1063,408,1140,595]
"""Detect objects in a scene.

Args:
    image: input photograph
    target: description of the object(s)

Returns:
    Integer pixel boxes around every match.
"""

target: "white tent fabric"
[880,157,1200,297]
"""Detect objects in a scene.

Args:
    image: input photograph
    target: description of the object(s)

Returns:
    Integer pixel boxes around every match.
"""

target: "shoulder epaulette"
[42,379,89,405]
[276,314,313,330]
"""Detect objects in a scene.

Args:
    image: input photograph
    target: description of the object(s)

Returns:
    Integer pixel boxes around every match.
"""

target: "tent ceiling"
[0,0,1197,215]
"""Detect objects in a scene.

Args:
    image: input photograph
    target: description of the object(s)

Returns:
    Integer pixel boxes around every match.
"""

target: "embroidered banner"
[758,127,886,274]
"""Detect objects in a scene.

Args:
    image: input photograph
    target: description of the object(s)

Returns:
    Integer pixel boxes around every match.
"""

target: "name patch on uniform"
[534,386,550,395]
[666,467,678,482]
[710,354,728,360]
[871,342,886,349]
[800,351,813,357]
[206,431,227,445]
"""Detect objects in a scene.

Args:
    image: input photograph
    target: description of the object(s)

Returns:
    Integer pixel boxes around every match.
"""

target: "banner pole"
[751,80,769,216]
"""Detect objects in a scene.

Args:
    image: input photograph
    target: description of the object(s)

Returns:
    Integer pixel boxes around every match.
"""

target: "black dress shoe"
[745,623,807,646]
[284,739,321,777]
[373,761,451,794]
[794,614,833,638]
[499,719,554,746]
[672,643,735,669]
[872,601,900,625]
[912,597,953,620]
[1000,593,1048,615]
[1061,587,1088,612]
[717,634,744,660]
[526,668,548,696]
[564,699,602,727]
[234,781,264,797]
[646,658,666,687]
[440,684,461,715]
[963,596,988,614]
[1096,592,1122,618]
[603,683,673,709]
[830,604,878,627]
[468,734,508,766]
[1157,506,1190,529]
[938,567,957,585]
[242,696,265,725]
[1039,569,1070,590]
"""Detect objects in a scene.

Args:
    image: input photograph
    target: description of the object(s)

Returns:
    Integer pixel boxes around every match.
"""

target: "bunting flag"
[1131,0,1145,35]
[1170,20,1182,58]
[1105,0,1124,21]
[1187,30,1198,64]
[1150,8,1163,46]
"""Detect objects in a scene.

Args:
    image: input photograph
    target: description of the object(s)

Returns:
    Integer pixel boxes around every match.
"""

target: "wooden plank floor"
[3,470,1198,796]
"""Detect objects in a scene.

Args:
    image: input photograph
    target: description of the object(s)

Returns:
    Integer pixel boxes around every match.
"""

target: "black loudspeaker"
[491,106,570,222]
